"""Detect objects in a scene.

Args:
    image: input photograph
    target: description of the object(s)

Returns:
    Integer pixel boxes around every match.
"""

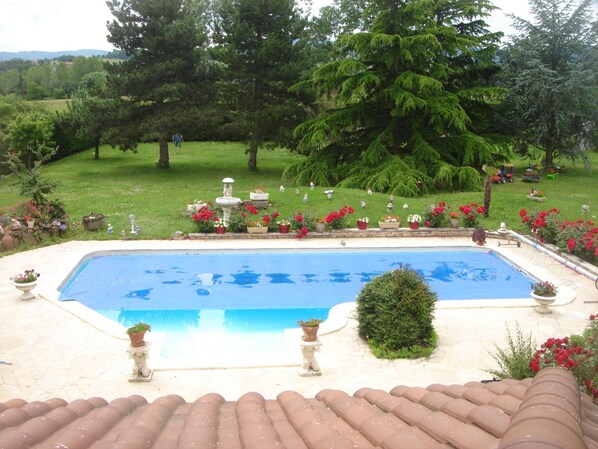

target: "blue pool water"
[59,248,533,358]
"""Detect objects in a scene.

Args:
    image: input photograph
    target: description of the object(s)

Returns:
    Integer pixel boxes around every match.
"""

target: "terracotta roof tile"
[1,367,597,449]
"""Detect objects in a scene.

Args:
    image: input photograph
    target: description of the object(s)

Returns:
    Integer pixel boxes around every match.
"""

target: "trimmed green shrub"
[356,265,437,359]
[485,322,536,380]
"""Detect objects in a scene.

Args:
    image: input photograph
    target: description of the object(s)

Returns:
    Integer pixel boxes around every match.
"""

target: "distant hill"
[0,49,109,61]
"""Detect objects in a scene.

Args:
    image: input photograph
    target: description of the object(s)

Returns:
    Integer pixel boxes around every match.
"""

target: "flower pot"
[128,331,147,347]
[357,221,368,230]
[315,223,326,233]
[14,281,37,300]
[450,218,460,228]
[247,226,268,234]
[82,214,105,231]
[527,195,546,202]
[215,227,226,235]
[301,324,319,342]
[278,224,290,234]
[26,220,35,229]
[409,222,420,230]
[2,231,15,250]
[378,221,400,229]
[531,292,556,314]
[249,192,269,201]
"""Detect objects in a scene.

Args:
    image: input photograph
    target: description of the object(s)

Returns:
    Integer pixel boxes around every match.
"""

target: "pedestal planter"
[215,226,226,235]
[278,224,291,234]
[409,222,420,230]
[450,219,460,228]
[247,226,268,234]
[357,221,368,230]
[13,281,37,300]
[378,221,400,229]
[531,292,556,314]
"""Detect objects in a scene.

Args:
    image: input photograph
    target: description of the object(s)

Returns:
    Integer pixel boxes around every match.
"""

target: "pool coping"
[26,236,576,370]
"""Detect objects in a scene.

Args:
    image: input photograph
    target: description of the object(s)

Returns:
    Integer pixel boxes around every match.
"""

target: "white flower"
[358,217,369,223]
[403,203,409,209]
[407,214,422,223]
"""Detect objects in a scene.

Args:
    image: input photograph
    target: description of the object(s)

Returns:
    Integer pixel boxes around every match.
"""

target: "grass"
[0,141,596,241]
[30,99,69,113]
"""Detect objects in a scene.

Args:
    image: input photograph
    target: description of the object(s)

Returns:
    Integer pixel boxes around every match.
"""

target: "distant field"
[0,141,596,241]
[31,99,69,112]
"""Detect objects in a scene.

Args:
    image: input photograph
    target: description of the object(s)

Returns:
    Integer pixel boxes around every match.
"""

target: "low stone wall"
[189,227,478,240]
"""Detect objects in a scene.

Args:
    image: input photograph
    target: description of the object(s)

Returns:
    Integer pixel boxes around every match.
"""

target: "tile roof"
[0,367,596,449]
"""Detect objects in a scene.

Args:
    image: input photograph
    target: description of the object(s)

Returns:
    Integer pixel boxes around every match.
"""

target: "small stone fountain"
[215,177,242,225]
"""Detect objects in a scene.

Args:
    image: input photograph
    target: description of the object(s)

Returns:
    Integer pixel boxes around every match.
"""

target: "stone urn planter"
[2,228,16,250]
[531,292,556,314]
[13,281,37,300]
[298,319,322,342]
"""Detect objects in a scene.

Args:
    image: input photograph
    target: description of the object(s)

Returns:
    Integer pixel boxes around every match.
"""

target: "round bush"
[356,266,437,359]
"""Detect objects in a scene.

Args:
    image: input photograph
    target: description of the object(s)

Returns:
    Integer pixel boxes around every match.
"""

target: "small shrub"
[227,210,247,233]
[486,322,536,380]
[356,265,437,359]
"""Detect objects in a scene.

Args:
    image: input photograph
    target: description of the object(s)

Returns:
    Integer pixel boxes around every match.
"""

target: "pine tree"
[288,0,506,196]
[105,0,212,169]
[497,0,597,167]
[213,0,309,170]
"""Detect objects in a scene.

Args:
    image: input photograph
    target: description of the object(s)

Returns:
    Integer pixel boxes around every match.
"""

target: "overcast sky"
[0,0,528,53]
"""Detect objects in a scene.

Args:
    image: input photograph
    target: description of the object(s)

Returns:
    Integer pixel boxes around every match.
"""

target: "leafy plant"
[531,281,557,297]
[486,322,537,380]
[126,322,151,335]
[356,265,437,359]
[423,202,449,227]
[11,269,40,284]
[297,319,322,327]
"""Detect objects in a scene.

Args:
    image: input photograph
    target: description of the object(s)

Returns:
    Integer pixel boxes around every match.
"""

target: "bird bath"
[215,177,241,225]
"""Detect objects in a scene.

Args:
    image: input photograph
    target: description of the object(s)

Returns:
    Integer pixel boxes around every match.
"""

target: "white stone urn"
[250,192,269,201]
[13,281,37,300]
[531,292,556,314]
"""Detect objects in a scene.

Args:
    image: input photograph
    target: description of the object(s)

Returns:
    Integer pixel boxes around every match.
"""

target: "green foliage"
[486,322,537,380]
[212,0,310,170]
[291,0,506,195]
[356,266,437,359]
[497,0,598,167]
[227,211,248,233]
[106,0,213,169]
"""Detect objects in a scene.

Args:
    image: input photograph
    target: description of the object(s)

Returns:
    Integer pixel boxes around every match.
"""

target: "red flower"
[519,209,528,217]
[567,238,576,252]
[425,220,431,227]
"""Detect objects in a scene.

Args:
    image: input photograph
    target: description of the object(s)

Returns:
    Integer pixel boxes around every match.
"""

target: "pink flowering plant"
[11,269,40,284]
[531,281,557,297]
[530,315,598,399]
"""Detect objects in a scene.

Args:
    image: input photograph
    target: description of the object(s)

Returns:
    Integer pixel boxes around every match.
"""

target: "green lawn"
[0,141,596,241]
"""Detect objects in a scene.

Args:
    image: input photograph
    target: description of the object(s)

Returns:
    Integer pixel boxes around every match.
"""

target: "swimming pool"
[58,248,533,359]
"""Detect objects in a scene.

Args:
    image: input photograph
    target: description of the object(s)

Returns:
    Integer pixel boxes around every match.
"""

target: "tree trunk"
[157,137,170,169]
[248,135,258,171]
[94,137,100,160]
[483,175,491,217]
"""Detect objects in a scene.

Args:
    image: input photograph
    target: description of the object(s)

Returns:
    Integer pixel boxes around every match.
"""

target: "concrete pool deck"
[0,235,596,402]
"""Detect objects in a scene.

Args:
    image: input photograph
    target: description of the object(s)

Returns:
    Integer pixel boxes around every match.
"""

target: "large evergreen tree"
[213,0,309,171]
[105,0,212,169]
[497,0,597,167]
[287,0,506,196]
